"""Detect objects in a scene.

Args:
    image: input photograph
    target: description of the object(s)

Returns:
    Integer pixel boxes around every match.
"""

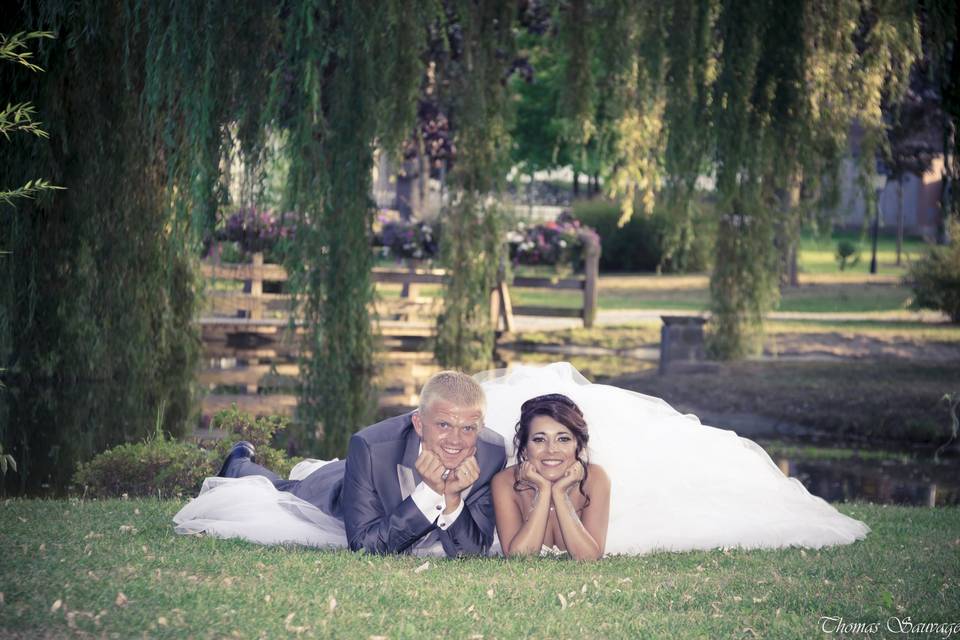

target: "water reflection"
[767,450,959,506]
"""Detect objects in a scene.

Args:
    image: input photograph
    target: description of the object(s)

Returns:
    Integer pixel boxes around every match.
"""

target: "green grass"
[506,284,915,314]
[765,320,960,341]
[1,499,957,638]
[798,230,929,276]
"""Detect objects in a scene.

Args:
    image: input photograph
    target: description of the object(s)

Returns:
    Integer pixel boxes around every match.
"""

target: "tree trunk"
[572,169,580,198]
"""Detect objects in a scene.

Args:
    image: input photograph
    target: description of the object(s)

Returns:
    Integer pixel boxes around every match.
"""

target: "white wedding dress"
[174,362,869,554]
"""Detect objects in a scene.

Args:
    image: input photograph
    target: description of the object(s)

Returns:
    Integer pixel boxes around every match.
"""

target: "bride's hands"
[552,461,585,496]
[519,461,553,493]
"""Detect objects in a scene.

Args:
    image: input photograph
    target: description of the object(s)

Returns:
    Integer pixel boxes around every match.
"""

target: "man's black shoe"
[217,441,256,477]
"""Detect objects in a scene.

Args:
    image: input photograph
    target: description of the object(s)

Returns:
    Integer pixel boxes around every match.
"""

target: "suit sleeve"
[438,446,506,557]
[341,435,434,554]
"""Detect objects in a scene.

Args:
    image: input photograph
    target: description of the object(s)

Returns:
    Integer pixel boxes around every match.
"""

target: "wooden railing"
[198,233,599,418]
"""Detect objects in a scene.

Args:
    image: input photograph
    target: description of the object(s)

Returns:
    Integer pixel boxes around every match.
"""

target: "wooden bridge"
[198,238,599,419]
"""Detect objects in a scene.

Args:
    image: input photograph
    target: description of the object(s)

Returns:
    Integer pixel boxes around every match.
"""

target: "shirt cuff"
[411,481,446,523]
[436,497,464,530]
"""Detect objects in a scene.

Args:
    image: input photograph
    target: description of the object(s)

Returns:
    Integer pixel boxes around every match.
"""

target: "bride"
[174,362,869,555]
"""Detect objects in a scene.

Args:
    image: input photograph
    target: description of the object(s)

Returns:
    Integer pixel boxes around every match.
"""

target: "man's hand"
[552,460,585,496]
[443,447,479,497]
[519,461,553,493]
[415,449,448,495]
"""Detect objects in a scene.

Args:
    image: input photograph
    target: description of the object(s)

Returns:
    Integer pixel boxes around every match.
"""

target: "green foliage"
[208,405,289,449]
[0,32,62,208]
[573,199,714,273]
[835,240,862,271]
[435,0,516,372]
[73,435,214,500]
[1,12,201,493]
[907,220,960,322]
[74,407,299,499]
[537,0,921,358]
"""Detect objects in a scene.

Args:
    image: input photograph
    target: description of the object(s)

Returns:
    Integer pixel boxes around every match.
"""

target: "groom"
[218,370,506,557]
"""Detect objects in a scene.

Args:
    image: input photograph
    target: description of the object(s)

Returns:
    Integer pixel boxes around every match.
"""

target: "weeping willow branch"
[434,0,514,372]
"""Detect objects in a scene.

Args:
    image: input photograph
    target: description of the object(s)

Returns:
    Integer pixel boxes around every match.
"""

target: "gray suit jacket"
[303,411,506,556]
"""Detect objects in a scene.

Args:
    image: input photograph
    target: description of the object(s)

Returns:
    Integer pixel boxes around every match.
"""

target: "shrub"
[835,239,861,271]
[573,199,715,273]
[73,435,215,499]
[907,219,960,323]
[73,407,301,498]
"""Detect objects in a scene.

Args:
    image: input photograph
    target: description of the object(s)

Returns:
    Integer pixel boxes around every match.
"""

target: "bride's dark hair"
[513,393,590,505]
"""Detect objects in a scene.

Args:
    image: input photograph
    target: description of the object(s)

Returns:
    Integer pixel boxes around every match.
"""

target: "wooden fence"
[199,234,599,418]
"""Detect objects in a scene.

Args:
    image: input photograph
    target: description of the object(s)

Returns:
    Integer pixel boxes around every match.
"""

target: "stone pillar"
[659,316,707,374]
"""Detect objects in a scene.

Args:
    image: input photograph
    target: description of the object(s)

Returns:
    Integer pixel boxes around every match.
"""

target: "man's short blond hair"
[418,370,486,416]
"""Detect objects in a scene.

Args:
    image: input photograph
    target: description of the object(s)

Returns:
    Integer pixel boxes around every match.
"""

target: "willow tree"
[434,0,516,372]
[551,0,920,358]
[0,0,432,493]
[125,0,431,458]
[0,4,200,492]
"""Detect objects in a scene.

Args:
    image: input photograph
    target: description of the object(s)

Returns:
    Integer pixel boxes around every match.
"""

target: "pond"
[757,440,960,507]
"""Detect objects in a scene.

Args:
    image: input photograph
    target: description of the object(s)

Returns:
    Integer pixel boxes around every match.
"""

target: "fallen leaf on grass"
[486,588,494,599]
[413,561,430,574]
[17,517,26,523]
[328,597,337,613]
[115,592,128,607]
[557,593,568,610]
[284,612,309,634]
[118,525,137,534]
[369,636,388,640]
[0,592,4,605]
[264,595,271,603]
[50,599,62,613]
[158,616,168,627]
[66,612,77,628]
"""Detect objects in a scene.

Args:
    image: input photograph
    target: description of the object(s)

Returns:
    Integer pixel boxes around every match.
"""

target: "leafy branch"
[1,31,62,209]
[0,31,53,72]
[0,102,50,140]
[0,179,64,207]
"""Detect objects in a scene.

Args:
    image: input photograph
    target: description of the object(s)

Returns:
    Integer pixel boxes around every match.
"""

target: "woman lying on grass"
[491,394,611,560]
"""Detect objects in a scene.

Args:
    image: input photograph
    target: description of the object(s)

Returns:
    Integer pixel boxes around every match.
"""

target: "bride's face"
[525,415,578,481]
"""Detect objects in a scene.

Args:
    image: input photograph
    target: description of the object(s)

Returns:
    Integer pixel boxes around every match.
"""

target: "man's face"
[412,397,483,470]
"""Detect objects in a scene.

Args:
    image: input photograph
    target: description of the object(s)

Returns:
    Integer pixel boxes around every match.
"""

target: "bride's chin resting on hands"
[491,394,611,561]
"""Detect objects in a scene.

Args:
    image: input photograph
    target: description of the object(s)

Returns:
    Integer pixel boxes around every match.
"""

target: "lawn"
[1,499,957,639]
[798,230,930,276]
